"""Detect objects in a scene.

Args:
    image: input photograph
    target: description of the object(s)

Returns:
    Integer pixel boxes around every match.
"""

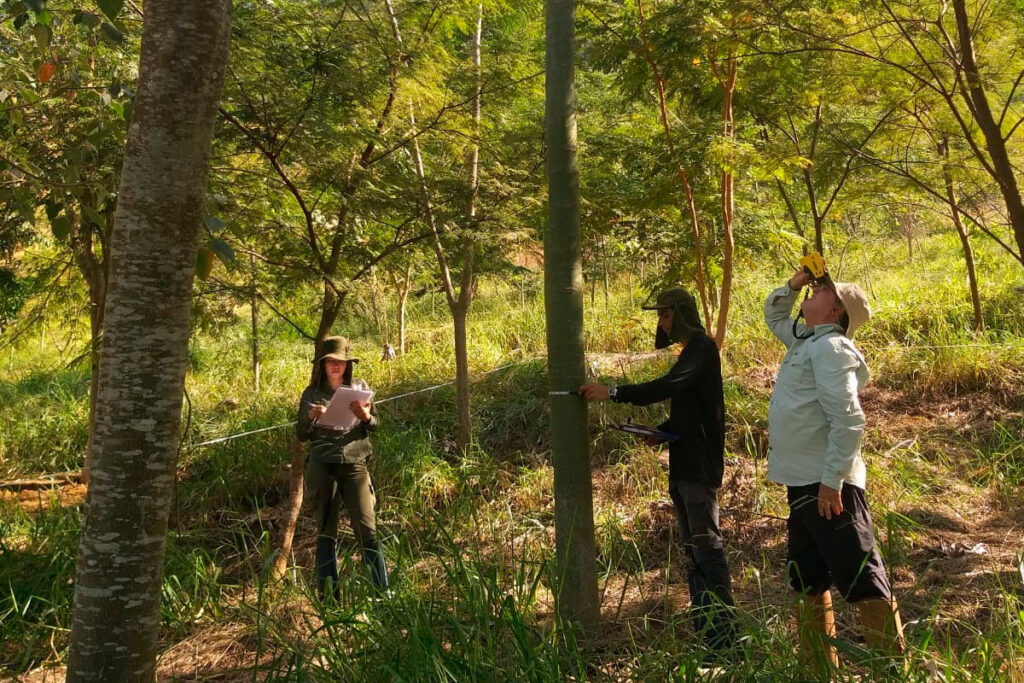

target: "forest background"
[2,0,1024,680]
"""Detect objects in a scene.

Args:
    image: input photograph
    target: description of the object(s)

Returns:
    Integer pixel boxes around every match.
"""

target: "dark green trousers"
[306,459,387,593]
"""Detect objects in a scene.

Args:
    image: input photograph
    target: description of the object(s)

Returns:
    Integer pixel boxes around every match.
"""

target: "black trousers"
[669,480,736,648]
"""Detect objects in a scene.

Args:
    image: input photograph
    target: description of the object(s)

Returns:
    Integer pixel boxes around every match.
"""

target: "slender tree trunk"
[393,0,479,452]
[811,212,824,254]
[70,211,108,485]
[939,138,984,332]
[66,3,231,680]
[272,291,344,581]
[635,0,711,329]
[952,0,1024,260]
[545,0,600,631]
[904,211,914,261]
[450,2,484,452]
[395,262,412,354]
[712,58,737,348]
[250,255,261,392]
[369,270,384,339]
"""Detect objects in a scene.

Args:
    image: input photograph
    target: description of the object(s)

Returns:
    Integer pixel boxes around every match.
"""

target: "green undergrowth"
[2,233,1024,678]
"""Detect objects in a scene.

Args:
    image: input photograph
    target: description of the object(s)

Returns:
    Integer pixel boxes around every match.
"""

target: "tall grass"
[2,232,1023,679]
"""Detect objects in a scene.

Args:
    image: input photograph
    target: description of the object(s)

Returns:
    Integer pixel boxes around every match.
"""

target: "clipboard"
[610,421,680,443]
[317,385,374,432]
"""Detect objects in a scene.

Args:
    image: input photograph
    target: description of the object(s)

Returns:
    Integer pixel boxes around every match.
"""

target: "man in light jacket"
[765,268,905,674]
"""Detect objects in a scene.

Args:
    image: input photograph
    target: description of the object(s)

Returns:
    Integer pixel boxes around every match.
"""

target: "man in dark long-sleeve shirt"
[580,287,736,651]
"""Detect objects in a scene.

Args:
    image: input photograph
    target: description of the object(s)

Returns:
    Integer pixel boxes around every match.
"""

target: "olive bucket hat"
[641,287,705,349]
[314,336,361,364]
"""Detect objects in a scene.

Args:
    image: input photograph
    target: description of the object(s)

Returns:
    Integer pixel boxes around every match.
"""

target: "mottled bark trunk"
[545,0,600,631]
[66,3,231,681]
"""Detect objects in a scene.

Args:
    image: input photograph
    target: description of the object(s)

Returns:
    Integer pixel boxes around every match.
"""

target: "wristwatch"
[608,386,618,399]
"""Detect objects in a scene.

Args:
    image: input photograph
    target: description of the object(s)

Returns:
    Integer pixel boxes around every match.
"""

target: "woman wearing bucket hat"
[296,336,388,598]
[764,269,905,675]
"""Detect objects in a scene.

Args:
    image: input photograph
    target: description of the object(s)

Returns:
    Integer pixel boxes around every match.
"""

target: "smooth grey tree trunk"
[66,2,232,681]
[545,0,600,631]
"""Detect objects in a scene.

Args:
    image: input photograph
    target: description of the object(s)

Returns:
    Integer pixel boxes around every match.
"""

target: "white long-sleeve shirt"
[764,283,869,490]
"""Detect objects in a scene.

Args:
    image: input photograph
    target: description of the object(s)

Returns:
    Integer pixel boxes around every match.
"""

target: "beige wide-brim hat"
[833,282,870,339]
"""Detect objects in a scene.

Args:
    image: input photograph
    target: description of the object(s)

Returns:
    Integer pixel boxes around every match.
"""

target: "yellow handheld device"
[799,252,830,285]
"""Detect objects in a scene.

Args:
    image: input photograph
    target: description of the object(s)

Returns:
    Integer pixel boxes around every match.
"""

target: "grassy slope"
[2,232,1023,681]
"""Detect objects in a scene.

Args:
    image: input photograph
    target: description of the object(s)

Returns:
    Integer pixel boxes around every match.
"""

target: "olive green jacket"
[296,380,378,466]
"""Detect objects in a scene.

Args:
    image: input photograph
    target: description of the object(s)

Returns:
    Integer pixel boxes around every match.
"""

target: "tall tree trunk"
[952,0,1024,260]
[66,3,231,681]
[545,0,600,631]
[939,137,984,332]
[601,236,609,307]
[903,211,914,261]
[394,262,413,354]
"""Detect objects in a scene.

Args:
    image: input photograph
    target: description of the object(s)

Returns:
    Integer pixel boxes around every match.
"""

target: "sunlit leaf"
[196,248,214,280]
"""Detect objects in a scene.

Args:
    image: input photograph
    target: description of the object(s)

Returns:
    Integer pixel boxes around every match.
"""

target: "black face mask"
[653,302,705,349]
[655,325,671,350]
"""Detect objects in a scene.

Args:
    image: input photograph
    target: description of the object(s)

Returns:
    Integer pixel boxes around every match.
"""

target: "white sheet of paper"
[318,385,374,432]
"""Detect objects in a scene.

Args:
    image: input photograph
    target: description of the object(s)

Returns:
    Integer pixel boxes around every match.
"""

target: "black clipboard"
[610,421,680,443]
